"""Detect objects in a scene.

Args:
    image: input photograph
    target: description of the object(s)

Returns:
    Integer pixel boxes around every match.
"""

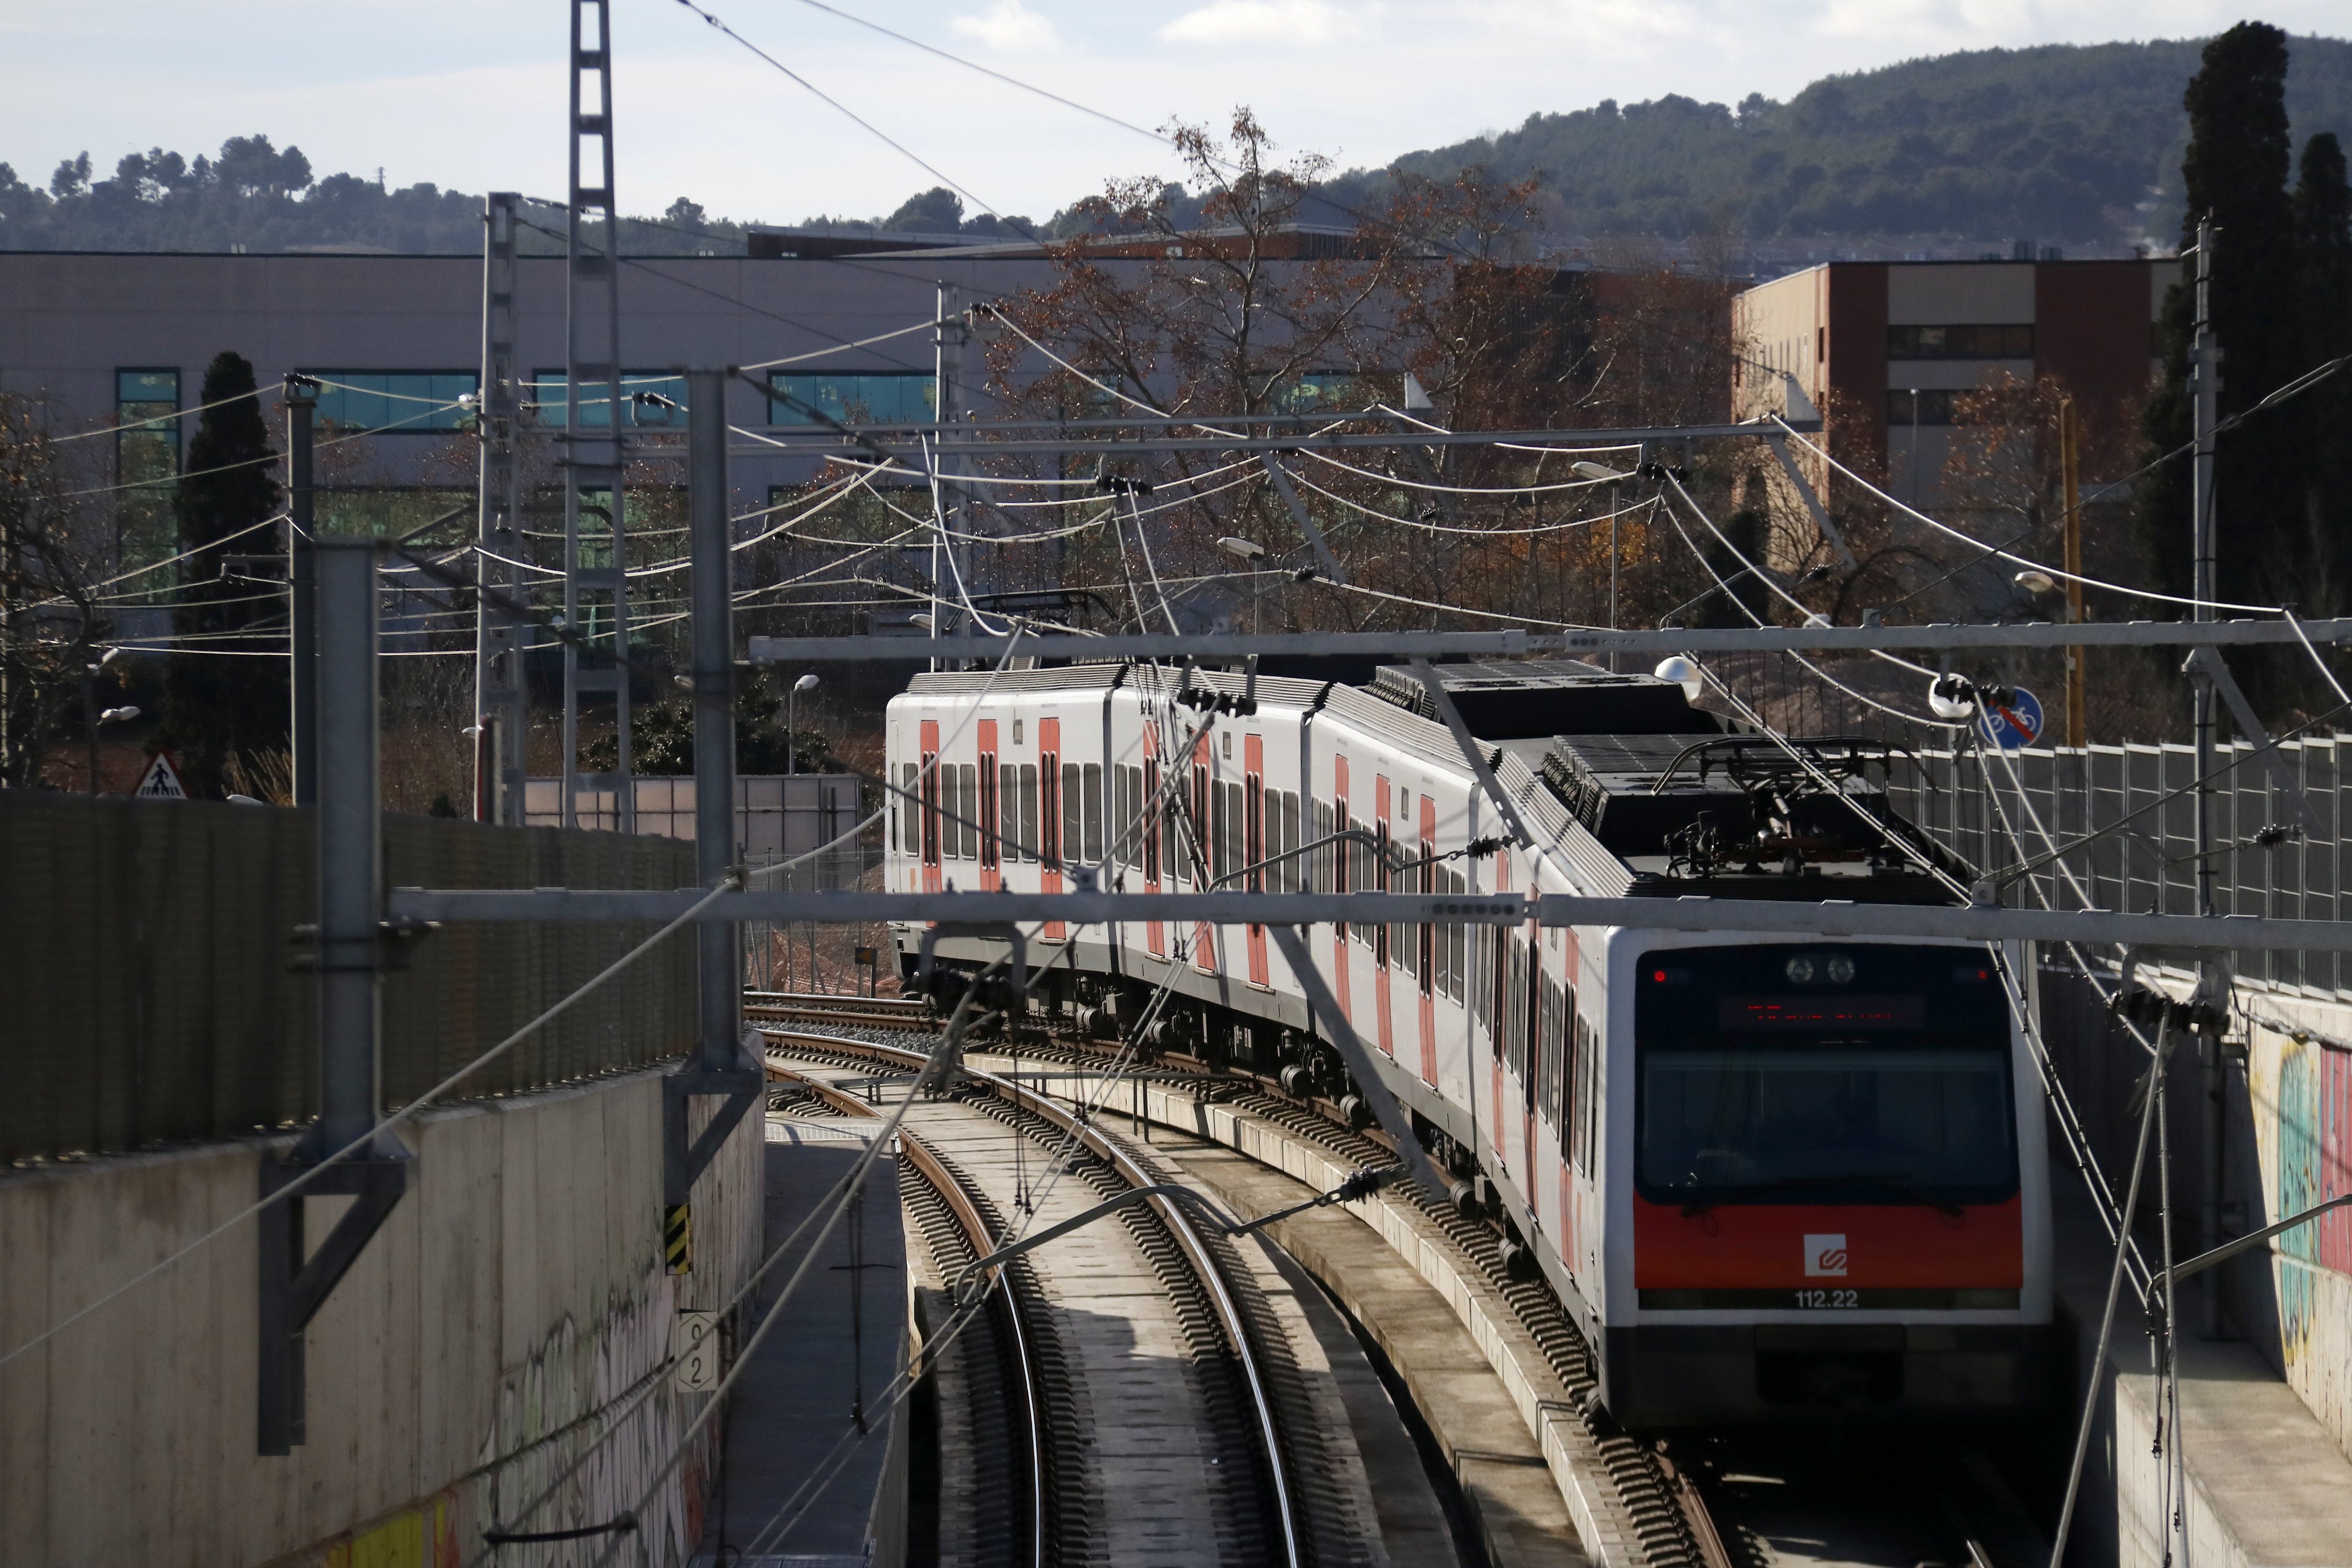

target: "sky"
[3,1,2346,226]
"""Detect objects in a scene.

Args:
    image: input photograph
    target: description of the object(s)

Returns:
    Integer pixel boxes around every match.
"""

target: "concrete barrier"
[0,1062,762,1568]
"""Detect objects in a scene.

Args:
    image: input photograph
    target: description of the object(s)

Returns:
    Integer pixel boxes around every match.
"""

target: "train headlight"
[1785,955,1816,983]
[1825,953,1856,984]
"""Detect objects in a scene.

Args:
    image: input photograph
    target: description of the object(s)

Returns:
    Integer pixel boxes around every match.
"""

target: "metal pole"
[932,282,967,668]
[2061,396,2086,748]
[286,378,318,805]
[1608,479,1620,674]
[2191,217,2219,918]
[787,680,798,777]
[313,537,383,1153]
[83,664,99,796]
[473,192,527,825]
[689,367,738,1065]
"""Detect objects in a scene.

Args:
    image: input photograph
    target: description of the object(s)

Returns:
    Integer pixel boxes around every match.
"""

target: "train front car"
[1521,726,2054,1427]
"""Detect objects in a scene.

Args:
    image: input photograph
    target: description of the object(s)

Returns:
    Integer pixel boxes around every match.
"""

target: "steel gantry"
[560,0,634,830]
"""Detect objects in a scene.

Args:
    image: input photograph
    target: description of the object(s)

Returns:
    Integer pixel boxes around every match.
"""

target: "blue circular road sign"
[1977,685,2045,749]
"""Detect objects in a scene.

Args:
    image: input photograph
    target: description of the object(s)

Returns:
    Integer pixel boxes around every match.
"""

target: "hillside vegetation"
[1349,36,2352,246]
[5,37,2349,254]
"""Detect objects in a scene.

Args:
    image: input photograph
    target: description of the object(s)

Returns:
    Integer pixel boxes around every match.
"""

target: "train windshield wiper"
[1679,1173,1964,1218]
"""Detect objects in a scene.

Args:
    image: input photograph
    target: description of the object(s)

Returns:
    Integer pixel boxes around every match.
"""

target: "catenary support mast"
[473,192,527,824]
[560,0,632,829]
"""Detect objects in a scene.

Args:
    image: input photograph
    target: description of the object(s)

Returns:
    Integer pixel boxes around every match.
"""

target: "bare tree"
[0,395,115,787]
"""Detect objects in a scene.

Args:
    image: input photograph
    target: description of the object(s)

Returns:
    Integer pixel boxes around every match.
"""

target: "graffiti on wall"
[2276,1035,2352,1359]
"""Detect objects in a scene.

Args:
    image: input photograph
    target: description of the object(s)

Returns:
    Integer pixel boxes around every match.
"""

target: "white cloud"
[949,0,1060,52]
[1157,0,1374,48]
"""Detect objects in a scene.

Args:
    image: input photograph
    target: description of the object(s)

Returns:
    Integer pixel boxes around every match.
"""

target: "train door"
[1142,725,1164,957]
[1039,717,1064,940]
[1332,755,1352,1023]
[1417,793,1437,1084]
[919,718,942,894]
[1244,734,1270,986]
[978,720,999,892]
[1374,774,1393,1058]
[1191,734,1216,974]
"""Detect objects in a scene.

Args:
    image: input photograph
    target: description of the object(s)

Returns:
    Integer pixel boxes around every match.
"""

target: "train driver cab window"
[1634,945,2016,1210]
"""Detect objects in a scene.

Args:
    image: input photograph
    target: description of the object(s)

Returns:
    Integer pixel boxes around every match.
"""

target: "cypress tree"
[2295,133,2352,617]
[157,351,286,794]
[2137,22,2308,712]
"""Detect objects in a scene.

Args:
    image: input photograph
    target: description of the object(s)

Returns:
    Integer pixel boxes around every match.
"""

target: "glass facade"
[1275,372,1360,413]
[307,371,478,433]
[1886,324,2034,360]
[115,369,180,591]
[530,371,690,429]
[1886,388,1957,426]
[769,371,934,426]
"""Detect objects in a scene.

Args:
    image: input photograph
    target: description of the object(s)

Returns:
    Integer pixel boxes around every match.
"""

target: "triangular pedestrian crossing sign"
[135,752,187,799]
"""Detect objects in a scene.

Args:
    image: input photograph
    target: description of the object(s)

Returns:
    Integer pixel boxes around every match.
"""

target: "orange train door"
[1142,725,1164,957]
[1417,793,1437,1084]
[1244,733,1269,987]
[1039,717,1064,940]
[1375,773,1393,1059]
[978,720,999,892]
[919,718,941,894]
[1332,755,1351,1023]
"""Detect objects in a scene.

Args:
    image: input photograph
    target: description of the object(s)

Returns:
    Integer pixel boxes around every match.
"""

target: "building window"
[306,371,479,433]
[1886,324,2034,360]
[1886,388,1957,426]
[115,368,180,590]
[1274,372,1362,413]
[768,371,934,426]
[529,371,689,429]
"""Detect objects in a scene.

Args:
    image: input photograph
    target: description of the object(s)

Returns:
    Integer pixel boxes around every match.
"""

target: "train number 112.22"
[1794,1288,1858,1309]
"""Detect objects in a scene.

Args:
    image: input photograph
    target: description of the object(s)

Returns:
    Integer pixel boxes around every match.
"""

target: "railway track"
[768,1032,1393,1568]
[760,994,2040,1568]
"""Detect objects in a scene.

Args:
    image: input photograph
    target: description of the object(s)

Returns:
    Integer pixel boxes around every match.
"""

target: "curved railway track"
[768,1032,1394,1568]
[763,998,2041,1568]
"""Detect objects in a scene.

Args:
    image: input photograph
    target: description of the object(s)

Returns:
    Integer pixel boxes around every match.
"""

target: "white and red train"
[885,658,2052,1425]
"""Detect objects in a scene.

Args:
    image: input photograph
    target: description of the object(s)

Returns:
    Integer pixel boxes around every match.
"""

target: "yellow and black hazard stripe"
[663,1204,692,1275]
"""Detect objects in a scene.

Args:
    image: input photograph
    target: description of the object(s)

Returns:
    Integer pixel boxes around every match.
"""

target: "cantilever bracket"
[1764,433,1857,570]
[1265,923,1449,1200]
[1258,455,1350,585]
[1407,658,1538,851]
[258,1136,412,1455]
[662,1031,766,1270]
[2181,646,2320,831]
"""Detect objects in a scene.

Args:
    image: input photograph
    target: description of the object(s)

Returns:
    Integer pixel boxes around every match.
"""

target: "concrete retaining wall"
[0,1063,763,1568]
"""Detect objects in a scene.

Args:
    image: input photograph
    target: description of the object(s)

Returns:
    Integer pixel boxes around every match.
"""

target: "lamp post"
[1217,536,1267,634]
[1574,462,1632,669]
[787,671,819,776]
[83,646,127,795]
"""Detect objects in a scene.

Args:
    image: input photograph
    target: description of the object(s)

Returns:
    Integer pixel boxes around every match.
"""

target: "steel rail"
[895,1127,1049,1568]
[394,887,2352,953]
[775,1032,1306,1568]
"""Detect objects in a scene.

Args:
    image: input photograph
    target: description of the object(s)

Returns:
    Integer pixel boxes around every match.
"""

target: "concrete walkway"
[695,1114,908,1568]
[2051,1170,2352,1568]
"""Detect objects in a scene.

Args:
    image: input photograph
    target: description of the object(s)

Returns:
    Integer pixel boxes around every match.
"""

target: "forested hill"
[1350,36,2352,246]
[6,36,2350,255]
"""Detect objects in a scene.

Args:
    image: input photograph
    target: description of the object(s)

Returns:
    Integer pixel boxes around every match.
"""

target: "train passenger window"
[1041,756,1060,867]
[1019,765,1039,862]
[1114,765,1134,867]
[1229,782,1246,886]
[980,756,999,869]
[1062,763,1082,872]
[900,763,917,858]
[1000,764,1020,862]
[1280,792,1300,892]
[1145,760,1164,882]
[1539,978,1564,1121]
[1083,763,1104,865]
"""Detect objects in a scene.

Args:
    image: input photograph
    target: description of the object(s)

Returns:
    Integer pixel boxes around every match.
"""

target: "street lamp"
[1574,461,1634,669]
[787,672,820,776]
[83,647,126,796]
[1216,536,1267,633]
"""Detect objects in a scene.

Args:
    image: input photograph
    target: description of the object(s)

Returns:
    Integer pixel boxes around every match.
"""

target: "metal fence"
[1,793,698,1166]
[1885,736,2352,994]
[1697,647,2352,996]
